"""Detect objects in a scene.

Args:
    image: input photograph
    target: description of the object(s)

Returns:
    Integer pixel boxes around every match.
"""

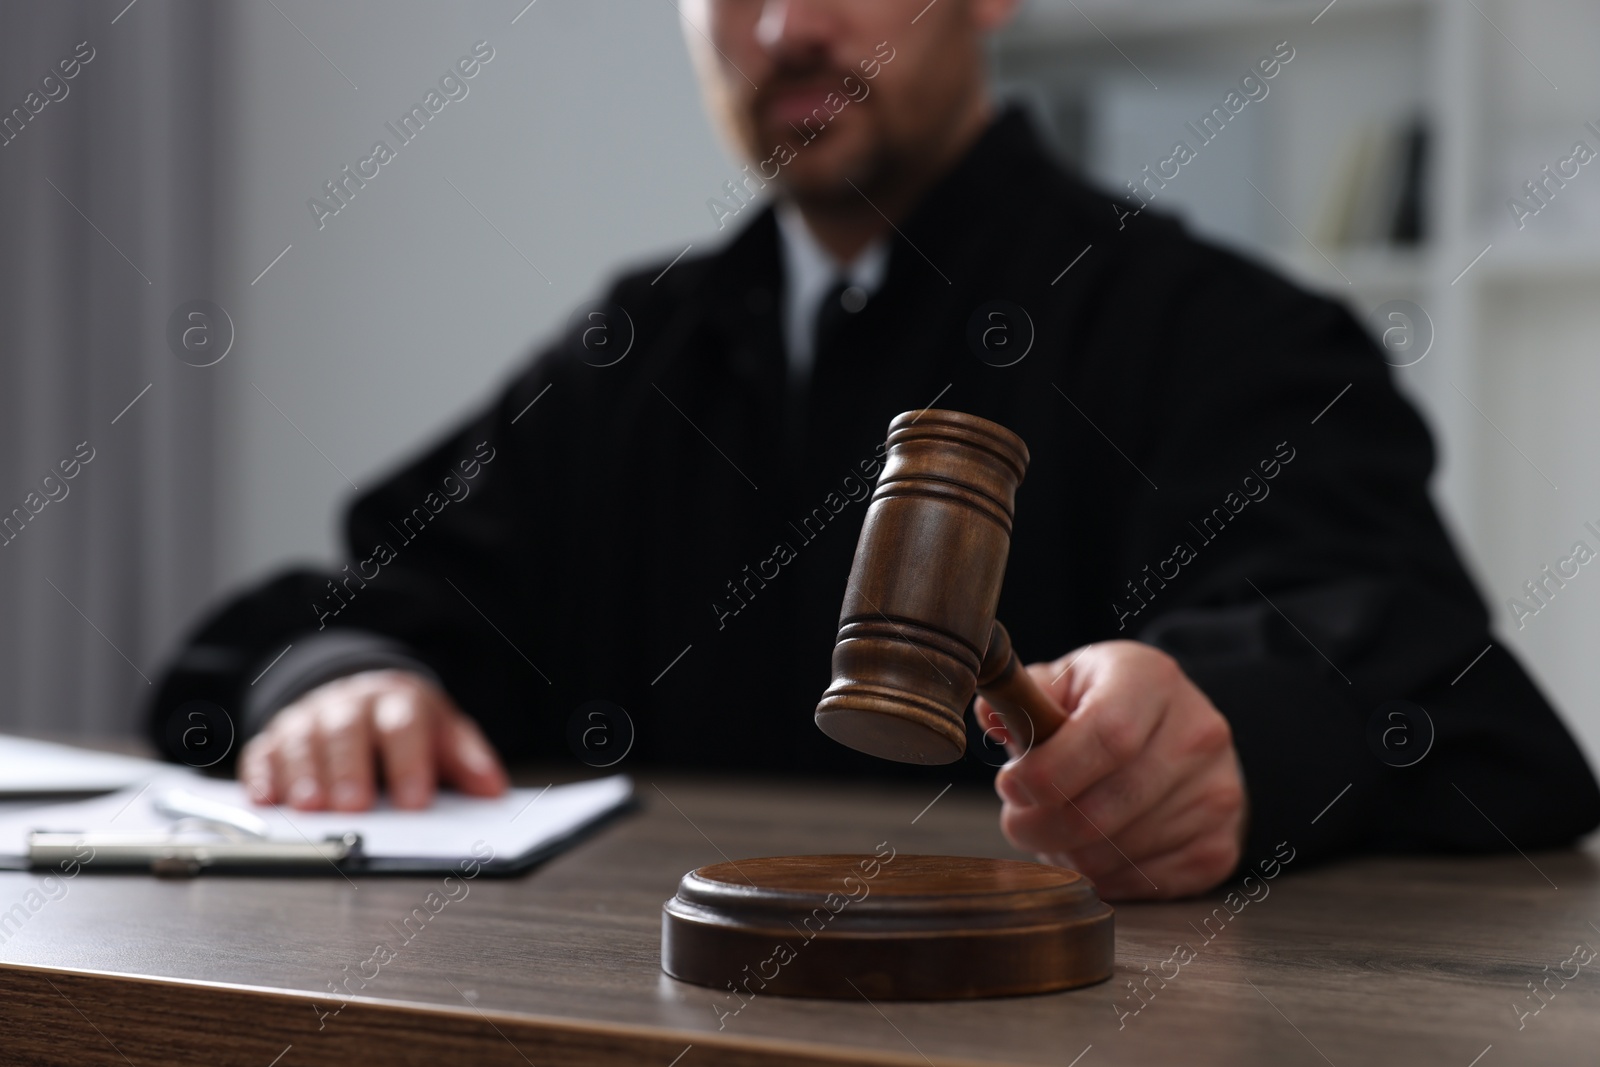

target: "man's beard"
[737,103,902,208]
[778,134,904,211]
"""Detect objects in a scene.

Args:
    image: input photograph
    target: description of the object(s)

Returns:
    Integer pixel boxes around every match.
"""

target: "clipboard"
[1,774,636,877]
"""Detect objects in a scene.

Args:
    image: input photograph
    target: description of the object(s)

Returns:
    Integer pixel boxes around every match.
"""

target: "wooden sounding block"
[661,853,1114,999]
[661,410,1114,1000]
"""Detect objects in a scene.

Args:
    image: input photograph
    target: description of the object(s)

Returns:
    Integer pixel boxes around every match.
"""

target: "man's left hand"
[977,641,1247,900]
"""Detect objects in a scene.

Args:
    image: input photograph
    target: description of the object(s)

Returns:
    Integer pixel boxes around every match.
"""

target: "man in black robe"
[147,0,1599,898]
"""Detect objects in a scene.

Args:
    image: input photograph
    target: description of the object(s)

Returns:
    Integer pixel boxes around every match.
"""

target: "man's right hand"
[238,669,509,811]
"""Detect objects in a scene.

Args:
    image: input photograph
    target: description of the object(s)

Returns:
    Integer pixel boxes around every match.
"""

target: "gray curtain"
[0,0,220,739]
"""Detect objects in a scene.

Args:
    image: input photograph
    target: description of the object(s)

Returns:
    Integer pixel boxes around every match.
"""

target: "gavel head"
[815,409,1030,765]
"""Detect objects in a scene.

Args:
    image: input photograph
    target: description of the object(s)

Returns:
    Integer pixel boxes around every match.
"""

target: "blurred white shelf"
[1270,237,1600,293]
[1003,0,1430,48]
[1269,243,1433,294]
[1476,235,1600,282]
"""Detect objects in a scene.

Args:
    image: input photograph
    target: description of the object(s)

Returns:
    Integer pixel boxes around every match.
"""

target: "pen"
[153,787,272,839]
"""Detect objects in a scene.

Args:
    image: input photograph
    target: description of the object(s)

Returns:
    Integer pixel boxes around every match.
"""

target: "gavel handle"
[976,620,1067,753]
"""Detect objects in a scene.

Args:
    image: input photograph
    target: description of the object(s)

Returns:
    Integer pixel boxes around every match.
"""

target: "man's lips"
[761,83,849,128]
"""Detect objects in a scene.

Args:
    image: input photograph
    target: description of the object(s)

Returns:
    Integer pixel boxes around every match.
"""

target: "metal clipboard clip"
[27,787,363,876]
[27,831,363,877]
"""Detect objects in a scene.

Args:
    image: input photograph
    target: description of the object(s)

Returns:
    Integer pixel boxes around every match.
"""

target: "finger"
[1001,738,1185,853]
[974,647,1090,756]
[995,687,1165,814]
[971,697,1010,749]
[1031,645,1098,713]
[275,706,328,810]
[436,710,509,797]
[1013,744,1241,880]
[1041,761,1245,900]
[1071,751,1243,872]
[1001,764,1187,858]
[373,688,436,809]
[1079,824,1243,901]
[318,695,377,811]
[1051,773,1232,882]
[238,736,277,805]
[1019,701,1229,851]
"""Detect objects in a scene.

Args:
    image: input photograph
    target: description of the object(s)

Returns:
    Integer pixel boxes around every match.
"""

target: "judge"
[148,0,1600,899]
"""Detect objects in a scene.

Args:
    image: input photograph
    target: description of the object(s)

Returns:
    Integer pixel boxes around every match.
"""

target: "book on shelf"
[1313,116,1430,250]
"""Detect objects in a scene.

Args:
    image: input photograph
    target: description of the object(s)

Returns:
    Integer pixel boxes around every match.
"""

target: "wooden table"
[0,771,1596,1066]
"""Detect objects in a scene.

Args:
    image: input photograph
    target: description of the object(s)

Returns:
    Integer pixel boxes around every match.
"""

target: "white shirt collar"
[774,201,890,383]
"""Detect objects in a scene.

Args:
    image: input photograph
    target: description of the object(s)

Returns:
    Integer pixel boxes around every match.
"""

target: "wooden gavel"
[664,410,1112,1001]
[815,409,1067,764]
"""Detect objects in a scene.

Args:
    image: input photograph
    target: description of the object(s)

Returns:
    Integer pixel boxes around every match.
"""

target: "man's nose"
[756,0,841,59]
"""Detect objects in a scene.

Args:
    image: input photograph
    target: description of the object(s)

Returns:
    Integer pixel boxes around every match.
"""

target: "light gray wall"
[1476,280,1600,774]
[1469,1,1600,771]
[214,0,743,589]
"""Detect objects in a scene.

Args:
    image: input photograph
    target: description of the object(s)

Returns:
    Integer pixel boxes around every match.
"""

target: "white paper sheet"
[0,734,180,796]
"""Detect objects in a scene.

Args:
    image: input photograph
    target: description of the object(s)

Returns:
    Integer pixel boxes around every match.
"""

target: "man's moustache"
[756,72,852,108]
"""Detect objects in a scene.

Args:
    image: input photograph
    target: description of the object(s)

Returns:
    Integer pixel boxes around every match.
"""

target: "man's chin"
[769,140,878,201]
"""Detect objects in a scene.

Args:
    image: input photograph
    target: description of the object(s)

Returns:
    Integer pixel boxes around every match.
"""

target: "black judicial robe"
[148,107,1600,873]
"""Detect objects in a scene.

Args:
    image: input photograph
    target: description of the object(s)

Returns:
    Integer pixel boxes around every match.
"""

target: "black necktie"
[787,277,864,468]
[813,277,866,359]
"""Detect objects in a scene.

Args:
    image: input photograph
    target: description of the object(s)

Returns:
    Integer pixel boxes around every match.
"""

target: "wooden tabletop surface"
[0,770,1597,1066]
